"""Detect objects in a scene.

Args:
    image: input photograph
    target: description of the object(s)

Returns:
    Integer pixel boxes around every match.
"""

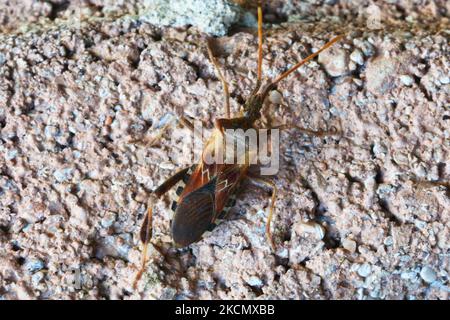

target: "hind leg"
[134,167,192,289]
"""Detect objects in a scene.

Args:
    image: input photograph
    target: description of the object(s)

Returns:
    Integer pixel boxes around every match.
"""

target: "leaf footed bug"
[133,1,343,288]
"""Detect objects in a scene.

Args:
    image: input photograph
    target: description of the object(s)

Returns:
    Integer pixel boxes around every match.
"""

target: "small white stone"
[357,263,372,277]
[353,78,363,86]
[6,149,18,160]
[31,272,44,286]
[159,161,175,170]
[70,205,88,227]
[383,236,393,246]
[269,90,283,104]
[439,76,449,85]
[0,52,6,65]
[101,212,117,228]
[350,49,364,65]
[420,266,437,283]
[342,238,357,253]
[296,221,325,240]
[25,259,45,273]
[53,168,74,183]
[247,276,263,287]
[400,75,414,86]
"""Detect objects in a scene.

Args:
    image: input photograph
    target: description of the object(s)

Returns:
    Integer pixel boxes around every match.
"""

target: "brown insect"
[134,2,343,287]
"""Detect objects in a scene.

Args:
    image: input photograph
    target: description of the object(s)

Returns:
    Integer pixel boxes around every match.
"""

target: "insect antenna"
[249,0,264,97]
[256,1,263,86]
[261,35,344,98]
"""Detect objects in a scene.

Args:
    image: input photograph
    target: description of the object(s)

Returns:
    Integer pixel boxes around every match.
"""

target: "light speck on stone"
[439,76,449,85]
[69,205,88,228]
[357,263,372,277]
[31,272,44,286]
[0,53,6,65]
[420,266,437,284]
[400,270,417,281]
[247,276,263,287]
[6,149,18,160]
[400,75,414,86]
[101,212,117,228]
[373,142,387,157]
[44,125,59,138]
[25,259,45,273]
[383,236,394,246]
[53,168,74,183]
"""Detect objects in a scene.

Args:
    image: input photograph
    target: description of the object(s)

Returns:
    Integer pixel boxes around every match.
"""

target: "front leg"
[134,166,192,289]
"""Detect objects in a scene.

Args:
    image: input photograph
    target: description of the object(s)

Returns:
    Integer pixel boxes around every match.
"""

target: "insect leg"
[135,115,202,147]
[133,167,191,290]
[207,39,231,118]
[269,121,342,138]
[246,176,278,251]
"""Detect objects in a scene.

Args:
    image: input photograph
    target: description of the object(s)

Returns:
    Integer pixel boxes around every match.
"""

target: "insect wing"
[214,165,244,217]
[171,178,217,247]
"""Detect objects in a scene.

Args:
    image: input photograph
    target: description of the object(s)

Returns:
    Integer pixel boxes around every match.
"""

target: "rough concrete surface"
[0,1,449,300]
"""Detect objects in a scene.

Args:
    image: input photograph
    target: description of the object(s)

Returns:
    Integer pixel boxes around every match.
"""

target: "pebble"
[342,238,357,253]
[31,272,44,286]
[0,52,6,65]
[400,75,414,86]
[101,212,117,228]
[295,221,325,240]
[383,236,394,246]
[247,276,263,287]
[366,57,398,94]
[353,78,363,86]
[269,90,283,104]
[350,49,364,65]
[357,263,372,277]
[420,266,437,283]
[318,48,349,77]
[53,168,74,183]
[25,259,45,273]
[439,76,449,85]
[6,149,18,160]
[354,39,375,57]
[69,205,88,227]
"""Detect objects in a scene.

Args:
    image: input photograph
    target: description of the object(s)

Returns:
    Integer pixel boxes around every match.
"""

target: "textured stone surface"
[0,1,449,300]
